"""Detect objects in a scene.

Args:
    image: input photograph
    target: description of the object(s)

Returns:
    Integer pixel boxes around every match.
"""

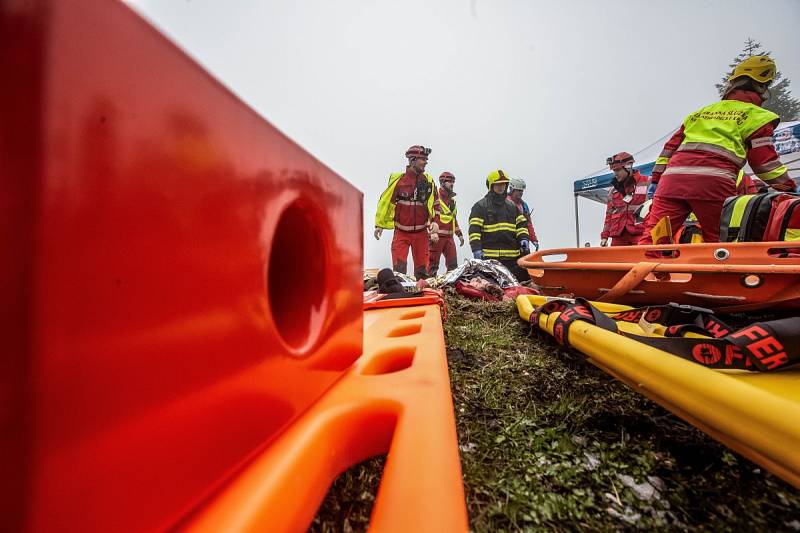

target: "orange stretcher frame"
[186,303,468,533]
[519,242,800,312]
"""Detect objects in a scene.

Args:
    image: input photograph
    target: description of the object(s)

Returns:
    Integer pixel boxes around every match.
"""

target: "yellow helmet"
[486,169,510,189]
[729,55,776,84]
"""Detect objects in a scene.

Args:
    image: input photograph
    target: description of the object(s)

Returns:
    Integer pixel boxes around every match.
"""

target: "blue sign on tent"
[775,123,800,156]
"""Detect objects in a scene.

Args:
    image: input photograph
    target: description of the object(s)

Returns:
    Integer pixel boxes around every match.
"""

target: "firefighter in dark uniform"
[468,170,530,282]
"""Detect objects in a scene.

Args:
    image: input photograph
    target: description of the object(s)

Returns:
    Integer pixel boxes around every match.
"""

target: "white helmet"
[509,177,526,191]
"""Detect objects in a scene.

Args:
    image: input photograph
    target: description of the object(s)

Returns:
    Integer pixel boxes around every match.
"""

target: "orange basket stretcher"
[519,242,800,312]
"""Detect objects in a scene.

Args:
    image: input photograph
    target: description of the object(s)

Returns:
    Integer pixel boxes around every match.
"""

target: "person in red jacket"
[507,177,540,252]
[640,56,795,244]
[600,152,650,246]
[428,172,464,275]
[374,145,440,279]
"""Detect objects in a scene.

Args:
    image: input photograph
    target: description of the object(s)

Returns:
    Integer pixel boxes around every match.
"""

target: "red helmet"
[405,145,431,161]
[439,171,455,183]
[607,152,635,171]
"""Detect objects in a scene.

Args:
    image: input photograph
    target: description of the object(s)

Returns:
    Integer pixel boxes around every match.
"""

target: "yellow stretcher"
[516,295,800,488]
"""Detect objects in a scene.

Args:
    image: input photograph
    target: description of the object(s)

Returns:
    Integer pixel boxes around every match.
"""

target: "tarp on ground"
[574,121,800,204]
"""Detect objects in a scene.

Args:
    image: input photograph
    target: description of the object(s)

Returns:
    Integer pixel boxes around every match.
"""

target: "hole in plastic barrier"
[311,456,386,532]
[268,199,328,354]
[361,347,416,375]
[309,409,398,531]
[400,310,426,320]
[387,323,422,338]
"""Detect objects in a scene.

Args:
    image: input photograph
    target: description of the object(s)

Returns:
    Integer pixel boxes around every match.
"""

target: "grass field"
[312,294,800,531]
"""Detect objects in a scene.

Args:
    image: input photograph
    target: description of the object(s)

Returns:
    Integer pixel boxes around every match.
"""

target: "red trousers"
[610,230,641,246]
[429,234,458,275]
[639,196,726,244]
[391,229,430,279]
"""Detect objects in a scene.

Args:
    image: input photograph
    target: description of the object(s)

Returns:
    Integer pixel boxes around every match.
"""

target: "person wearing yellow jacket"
[428,172,464,275]
[640,56,795,244]
[374,145,440,279]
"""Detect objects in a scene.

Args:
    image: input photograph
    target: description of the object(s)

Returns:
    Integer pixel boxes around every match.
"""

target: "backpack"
[675,223,703,244]
[763,196,800,241]
[719,192,796,242]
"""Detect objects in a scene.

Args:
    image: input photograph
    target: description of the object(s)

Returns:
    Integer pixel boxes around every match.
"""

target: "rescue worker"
[666,171,764,245]
[600,152,650,246]
[468,170,531,281]
[507,177,540,251]
[428,171,464,275]
[640,56,795,244]
[374,145,440,279]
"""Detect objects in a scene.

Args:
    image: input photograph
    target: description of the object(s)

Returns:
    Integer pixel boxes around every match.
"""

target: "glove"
[374,227,383,240]
[532,241,540,252]
[520,239,530,255]
[473,250,484,260]
[646,181,658,199]
[600,238,609,247]
[428,222,440,243]
[457,233,465,246]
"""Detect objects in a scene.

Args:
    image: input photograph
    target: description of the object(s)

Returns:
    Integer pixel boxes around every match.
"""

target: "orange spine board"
[186,305,469,533]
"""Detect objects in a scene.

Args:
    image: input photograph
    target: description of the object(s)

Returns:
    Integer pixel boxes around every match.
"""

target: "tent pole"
[574,194,580,247]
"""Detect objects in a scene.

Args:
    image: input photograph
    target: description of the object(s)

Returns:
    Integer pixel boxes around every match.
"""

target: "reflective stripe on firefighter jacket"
[434,187,462,236]
[468,193,529,259]
[601,171,650,239]
[375,171,437,230]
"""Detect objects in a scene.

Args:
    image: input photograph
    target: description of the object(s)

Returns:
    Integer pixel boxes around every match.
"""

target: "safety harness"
[531,298,800,372]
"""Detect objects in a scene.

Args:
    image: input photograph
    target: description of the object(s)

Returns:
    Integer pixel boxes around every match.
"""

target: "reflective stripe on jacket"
[652,91,792,194]
[679,99,778,165]
[601,171,650,239]
[375,171,437,230]
[434,187,462,236]
[469,194,529,258]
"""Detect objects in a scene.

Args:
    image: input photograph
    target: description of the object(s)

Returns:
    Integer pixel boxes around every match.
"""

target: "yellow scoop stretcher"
[516,294,800,488]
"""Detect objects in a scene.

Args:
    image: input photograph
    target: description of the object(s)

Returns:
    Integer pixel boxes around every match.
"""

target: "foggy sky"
[126,0,800,269]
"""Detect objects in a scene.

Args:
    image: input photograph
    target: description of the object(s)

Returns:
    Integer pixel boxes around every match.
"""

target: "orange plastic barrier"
[519,242,800,312]
[2,1,362,531]
[186,304,468,532]
[363,289,445,313]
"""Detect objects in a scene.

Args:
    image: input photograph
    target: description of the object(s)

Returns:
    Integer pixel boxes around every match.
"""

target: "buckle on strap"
[664,302,714,315]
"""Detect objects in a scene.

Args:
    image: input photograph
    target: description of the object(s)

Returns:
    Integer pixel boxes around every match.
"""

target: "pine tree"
[715,38,800,121]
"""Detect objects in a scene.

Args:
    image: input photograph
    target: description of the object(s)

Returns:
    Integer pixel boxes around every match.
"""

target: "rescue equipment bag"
[720,192,798,242]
